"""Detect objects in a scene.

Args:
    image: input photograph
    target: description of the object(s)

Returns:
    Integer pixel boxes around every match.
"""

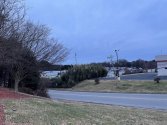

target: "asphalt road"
[103,73,167,80]
[48,90,167,110]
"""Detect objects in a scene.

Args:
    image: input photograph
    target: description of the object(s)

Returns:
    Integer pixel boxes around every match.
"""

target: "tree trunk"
[14,79,20,92]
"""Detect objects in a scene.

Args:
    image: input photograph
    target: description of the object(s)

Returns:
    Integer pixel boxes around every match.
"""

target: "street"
[48,90,167,110]
[103,73,167,80]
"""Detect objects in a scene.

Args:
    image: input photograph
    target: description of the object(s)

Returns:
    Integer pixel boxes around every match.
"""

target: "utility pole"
[75,53,78,65]
[107,55,113,70]
[115,50,120,80]
[107,55,114,78]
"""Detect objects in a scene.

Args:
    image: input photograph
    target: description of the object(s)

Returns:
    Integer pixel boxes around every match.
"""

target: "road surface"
[102,73,167,80]
[48,90,167,110]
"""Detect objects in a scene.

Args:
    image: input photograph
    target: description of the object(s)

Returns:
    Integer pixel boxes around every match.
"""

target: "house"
[155,55,167,76]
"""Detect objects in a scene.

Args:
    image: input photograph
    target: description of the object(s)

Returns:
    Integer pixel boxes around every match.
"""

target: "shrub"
[94,78,100,85]
[40,78,52,88]
[35,79,49,98]
[19,87,34,95]
[154,77,160,83]
[51,64,108,88]
[20,79,49,98]
[19,65,40,91]
[51,78,65,88]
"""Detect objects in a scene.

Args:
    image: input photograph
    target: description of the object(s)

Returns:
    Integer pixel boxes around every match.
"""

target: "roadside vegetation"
[66,80,167,94]
[50,64,107,88]
[1,98,166,125]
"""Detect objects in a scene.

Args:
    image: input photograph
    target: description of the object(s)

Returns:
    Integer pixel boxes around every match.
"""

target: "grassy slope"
[70,80,167,93]
[1,98,167,125]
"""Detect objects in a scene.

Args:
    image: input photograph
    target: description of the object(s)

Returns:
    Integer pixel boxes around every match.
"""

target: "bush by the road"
[51,65,108,88]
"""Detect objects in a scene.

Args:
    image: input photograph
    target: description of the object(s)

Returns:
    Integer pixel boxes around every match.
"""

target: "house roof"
[155,55,167,62]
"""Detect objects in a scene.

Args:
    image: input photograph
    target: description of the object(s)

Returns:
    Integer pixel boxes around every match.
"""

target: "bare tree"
[11,22,68,91]
[0,0,25,39]
[0,0,69,91]
[18,22,69,63]
[12,48,38,92]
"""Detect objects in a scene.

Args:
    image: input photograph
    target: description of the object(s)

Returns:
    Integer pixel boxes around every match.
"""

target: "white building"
[41,70,66,79]
[155,55,167,76]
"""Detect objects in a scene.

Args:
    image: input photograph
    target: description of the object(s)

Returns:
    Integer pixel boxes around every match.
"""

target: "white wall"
[157,62,167,76]
[41,70,66,79]
[158,68,167,76]
[148,69,156,73]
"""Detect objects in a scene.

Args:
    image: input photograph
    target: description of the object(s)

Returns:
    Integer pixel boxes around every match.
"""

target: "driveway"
[48,90,167,110]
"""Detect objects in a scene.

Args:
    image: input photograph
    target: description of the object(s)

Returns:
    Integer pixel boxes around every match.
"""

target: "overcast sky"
[26,0,167,64]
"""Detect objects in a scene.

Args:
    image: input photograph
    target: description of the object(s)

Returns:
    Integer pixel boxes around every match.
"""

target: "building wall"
[147,69,156,73]
[158,68,167,76]
[155,55,167,76]
[157,62,167,76]
[41,70,66,79]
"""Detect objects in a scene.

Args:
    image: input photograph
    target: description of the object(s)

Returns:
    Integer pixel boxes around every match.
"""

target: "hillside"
[70,80,167,94]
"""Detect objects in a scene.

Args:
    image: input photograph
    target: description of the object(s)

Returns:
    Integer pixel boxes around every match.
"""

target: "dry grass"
[0,98,167,125]
[69,80,167,93]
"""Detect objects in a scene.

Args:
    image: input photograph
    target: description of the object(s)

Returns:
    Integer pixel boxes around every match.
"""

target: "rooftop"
[155,55,167,62]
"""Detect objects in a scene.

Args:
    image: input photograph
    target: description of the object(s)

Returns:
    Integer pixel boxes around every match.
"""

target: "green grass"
[68,80,167,94]
[1,98,167,125]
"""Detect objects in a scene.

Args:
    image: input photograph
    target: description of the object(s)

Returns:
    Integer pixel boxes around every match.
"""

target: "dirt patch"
[0,88,30,99]
[0,105,5,125]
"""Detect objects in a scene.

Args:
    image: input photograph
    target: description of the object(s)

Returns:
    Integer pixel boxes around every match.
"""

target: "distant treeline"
[39,61,72,71]
[91,59,157,69]
[40,59,157,72]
